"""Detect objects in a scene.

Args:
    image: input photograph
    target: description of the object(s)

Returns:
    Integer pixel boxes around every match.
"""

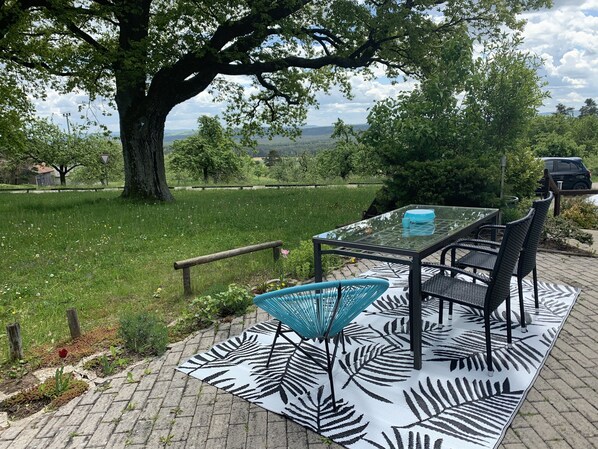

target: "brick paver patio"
[1,251,597,449]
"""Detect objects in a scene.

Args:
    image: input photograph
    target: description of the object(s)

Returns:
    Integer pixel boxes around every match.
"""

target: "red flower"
[58,348,68,359]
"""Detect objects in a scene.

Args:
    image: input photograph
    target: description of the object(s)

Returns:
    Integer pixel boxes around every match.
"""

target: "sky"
[35,0,598,132]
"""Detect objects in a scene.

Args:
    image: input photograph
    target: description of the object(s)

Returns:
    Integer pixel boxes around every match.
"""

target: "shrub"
[499,197,533,225]
[541,215,593,248]
[189,284,253,325]
[377,157,500,213]
[284,240,342,280]
[118,311,169,356]
[561,197,598,229]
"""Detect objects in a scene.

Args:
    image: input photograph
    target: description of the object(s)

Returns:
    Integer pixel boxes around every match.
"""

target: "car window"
[544,160,553,171]
[555,160,575,172]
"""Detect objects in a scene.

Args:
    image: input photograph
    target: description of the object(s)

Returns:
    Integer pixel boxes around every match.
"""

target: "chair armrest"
[421,262,491,284]
[476,224,506,240]
[440,241,500,265]
[454,238,501,249]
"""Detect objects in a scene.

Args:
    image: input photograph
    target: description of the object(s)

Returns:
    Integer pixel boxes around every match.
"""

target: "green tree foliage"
[17,118,97,185]
[533,133,584,158]
[0,0,550,201]
[364,35,546,209]
[169,116,244,183]
[68,135,124,185]
[316,120,359,180]
[526,100,598,158]
[0,73,31,156]
[317,119,381,179]
[579,98,598,117]
[264,150,282,167]
[555,103,575,117]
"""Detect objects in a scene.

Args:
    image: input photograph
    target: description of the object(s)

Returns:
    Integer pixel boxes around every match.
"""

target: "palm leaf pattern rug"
[178,264,579,449]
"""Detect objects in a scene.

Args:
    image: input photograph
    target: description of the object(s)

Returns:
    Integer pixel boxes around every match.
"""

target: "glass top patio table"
[312,204,499,371]
[314,204,499,257]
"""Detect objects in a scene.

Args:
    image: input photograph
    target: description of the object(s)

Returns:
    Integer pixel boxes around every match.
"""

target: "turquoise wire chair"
[253,278,389,411]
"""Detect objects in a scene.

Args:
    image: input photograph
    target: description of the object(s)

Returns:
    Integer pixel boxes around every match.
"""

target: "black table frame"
[313,206,499,370]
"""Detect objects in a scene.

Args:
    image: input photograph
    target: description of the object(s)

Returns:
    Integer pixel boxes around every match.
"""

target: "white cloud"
[520,3,598,112]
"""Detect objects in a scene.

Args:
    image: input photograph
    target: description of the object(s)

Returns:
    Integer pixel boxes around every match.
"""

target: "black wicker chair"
[420,209,534,376]
[448,193,553,332]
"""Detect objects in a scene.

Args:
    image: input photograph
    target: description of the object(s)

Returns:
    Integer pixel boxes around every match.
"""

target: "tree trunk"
[59,167,67,186]
[119,111,173,202]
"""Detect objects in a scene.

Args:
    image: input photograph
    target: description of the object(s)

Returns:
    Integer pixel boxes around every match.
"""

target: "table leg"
[314,241,323,283]
[409,256,422,370]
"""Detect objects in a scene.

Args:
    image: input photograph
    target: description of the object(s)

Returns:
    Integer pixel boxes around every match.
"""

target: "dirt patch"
[0,373,39,396]
[82,349,145,378]
[32,327,120,368]
[0,375,88,421]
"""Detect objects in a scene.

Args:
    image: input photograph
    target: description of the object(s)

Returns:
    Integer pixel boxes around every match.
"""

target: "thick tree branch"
[62,20,109,54]
[208,0,311,51]
[216,53,373,76]
[256,73,299,106]
[8,54,75,76]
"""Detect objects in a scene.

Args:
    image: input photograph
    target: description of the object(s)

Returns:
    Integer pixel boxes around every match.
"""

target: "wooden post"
[554,191,561,217]
[6,323,23,361]
[183,267,192,296]
[273,246,281,262]
[543,169,561,216]
[66,308,82,339]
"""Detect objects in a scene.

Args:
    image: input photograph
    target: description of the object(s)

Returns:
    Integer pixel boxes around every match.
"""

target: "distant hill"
[158,124,369,156]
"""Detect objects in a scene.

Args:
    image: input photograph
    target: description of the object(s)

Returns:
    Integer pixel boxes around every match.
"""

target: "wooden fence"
[542,169,598,216]
[174,241,283,295]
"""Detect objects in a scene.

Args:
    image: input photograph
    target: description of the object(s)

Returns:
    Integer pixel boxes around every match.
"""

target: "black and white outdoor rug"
[178,264,580,449]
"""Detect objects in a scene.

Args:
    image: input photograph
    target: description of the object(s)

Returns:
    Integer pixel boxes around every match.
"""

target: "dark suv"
[540,157,592,190]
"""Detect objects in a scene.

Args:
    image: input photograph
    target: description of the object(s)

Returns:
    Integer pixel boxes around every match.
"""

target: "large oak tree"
[0,0,549,201]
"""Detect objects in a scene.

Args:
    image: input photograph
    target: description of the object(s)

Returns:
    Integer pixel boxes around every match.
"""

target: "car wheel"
[573,182,589,190]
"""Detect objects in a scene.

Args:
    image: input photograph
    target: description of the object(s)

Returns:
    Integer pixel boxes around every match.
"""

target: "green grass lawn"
[0,187,377,361]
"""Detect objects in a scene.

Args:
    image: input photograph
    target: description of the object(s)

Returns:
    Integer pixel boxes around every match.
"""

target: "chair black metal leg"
[518,276,528,333]
[438,299,444,328]
[533,266,539,310]
[340,329,347,354]
[484,313,493,376]
[324,337,337,411]
[506,295,512,347]
[267,321,283,368]
[408,269,414,353]
[448,301,453,319]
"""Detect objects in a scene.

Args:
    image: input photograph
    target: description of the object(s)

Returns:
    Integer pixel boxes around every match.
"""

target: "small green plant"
[96,346,128,376]
[118,311,169,356]
[52,366,71,397]
[68,431,80,440]
[284,240,342,280]
[6,359,28,379]
[52,348,71,397]
[188,284,253,325]
[125,401,136,411]
[159,434,174,446]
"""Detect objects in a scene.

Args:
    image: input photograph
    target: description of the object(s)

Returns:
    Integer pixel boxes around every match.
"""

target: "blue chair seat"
[253,278,389,410]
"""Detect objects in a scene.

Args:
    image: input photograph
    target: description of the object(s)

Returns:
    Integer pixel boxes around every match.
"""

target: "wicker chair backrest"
[518,192,553,277]
[486,209,534,312]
